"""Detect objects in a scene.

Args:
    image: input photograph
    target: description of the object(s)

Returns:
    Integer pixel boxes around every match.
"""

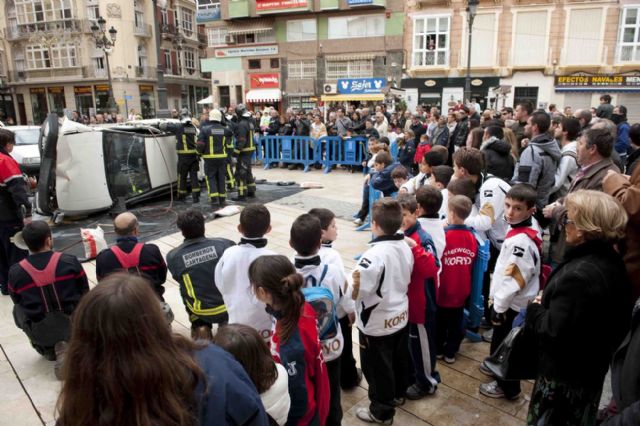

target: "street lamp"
[91,16,117,114]
[464,0,479,107]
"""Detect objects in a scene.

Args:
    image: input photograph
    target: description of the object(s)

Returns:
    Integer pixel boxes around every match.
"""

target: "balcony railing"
[135,66,157,78]
[3,19,90,41]
[134,23,152,38]
[161,24,178,39]
[7,67,84,83]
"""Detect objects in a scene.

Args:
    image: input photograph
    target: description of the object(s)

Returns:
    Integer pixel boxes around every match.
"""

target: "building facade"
[404,0,640,122]
[200,0,405,112]
[0,0,210,125]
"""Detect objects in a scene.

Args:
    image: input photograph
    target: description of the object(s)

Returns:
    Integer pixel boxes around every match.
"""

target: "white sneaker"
[444,356,456,364]
[353,218,363,226]
[355,407,393,425]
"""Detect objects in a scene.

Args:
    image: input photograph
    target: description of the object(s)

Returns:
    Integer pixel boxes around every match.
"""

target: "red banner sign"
[250,73,280,89]
[256,0,307,11]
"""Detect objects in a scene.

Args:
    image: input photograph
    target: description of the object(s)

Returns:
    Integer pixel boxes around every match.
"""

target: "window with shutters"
[287,19,316,42]
[463,13,496,67]
[512,11,548,66]
[288,60,316,79]
[326,60,373,80]
[412,16,450,67]
[328,15,385,39]
[618,7,640,62]
[207,27,227,47]
[564,8,602,65]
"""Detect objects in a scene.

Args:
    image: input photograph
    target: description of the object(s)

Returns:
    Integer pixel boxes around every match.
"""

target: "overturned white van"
[36,114,180,217]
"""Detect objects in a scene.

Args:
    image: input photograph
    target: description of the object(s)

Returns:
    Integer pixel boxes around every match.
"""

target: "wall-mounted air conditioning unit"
[323,84,337,94]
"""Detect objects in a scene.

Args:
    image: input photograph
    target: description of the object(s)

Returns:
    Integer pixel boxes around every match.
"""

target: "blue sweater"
[616,122,631,155]
[372,163,400,196]
[194,344,269,425]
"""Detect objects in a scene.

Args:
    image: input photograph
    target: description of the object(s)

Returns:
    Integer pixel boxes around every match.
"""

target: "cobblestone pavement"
[0,167,533,425]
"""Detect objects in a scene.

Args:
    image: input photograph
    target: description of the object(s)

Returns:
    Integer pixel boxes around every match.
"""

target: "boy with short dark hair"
[416,185,446,266]
[308,208,362,390]
[397,194,440,400]
[215,204,275,341]
[436,195,478,364]
[371,152,398,196]
[352,198,414,424]
[290,213,353,426]
[479,184,541,401]
[391,166,410,193]
[429,165,454,220]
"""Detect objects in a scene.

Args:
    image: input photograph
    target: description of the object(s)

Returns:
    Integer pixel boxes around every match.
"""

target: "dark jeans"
[326,358,342,426]
[339,315,360,388]
[0,223,27,292]
[408,322,440,392]
[14,305,70,358]
[483,243,500,323]
[435,306,465,359]
[489,308,521,398]
[360,326,409,421]
[357,180,370,221]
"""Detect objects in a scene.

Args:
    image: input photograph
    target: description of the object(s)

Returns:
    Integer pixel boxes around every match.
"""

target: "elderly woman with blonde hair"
[524,190,632,425]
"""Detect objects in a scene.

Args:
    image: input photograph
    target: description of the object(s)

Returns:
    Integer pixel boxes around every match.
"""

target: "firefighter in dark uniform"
[0,128,31,295]
[160,109,200,203]
[197,109,234,207]
[233,104,256,200]
[220,109,236,192]
[166,209,234,340]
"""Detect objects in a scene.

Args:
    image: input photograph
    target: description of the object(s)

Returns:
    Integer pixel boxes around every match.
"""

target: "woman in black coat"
[525,190,631,426]
[480,125,514,180]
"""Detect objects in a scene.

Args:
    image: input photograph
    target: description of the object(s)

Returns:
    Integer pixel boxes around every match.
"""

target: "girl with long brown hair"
[249,255,329,426]
[56,273,268,426]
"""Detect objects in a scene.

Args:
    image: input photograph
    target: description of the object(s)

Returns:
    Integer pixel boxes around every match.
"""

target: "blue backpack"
[302,265,339,341]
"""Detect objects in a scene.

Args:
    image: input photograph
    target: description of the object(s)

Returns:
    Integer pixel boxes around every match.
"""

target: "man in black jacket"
[9,221,88,377]
[166,209,234,340]
[96,212,168,300]
[0,128,31,295]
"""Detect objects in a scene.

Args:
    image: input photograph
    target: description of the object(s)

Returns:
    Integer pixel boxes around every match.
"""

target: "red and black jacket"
[0,147,31,224]
[8,251,89,322]
[95,237,167,299]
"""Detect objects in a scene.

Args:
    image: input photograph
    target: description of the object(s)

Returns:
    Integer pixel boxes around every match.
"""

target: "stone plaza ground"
[0,166,532,425]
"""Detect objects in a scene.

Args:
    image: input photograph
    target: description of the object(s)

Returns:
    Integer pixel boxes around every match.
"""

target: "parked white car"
[8,126,42,175]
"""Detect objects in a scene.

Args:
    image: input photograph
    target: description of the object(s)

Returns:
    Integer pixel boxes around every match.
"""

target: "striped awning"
[246,89,282,103]
[227,20,274,35]
[325,53,376,62]
[320,94,385,102]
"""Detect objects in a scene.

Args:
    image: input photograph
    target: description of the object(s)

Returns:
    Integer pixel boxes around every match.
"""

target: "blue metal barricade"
[259,135,320,172]
[465,233,490,342]
[319,136,369,174]
[356,178,383,232]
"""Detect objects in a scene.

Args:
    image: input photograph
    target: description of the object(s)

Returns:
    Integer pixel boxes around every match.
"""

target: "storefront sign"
[348,0,373,4]
[337,78,385,95]
[250,73,280,89]
[554,75,640,88]
[214,45,278,58]
[139,85,154,92]
[256,0,307,11]
[424,80,437,87]
[471,79,483,86]
[48,87,64,94]
[95,85,110,92]
[29,87,46,94]
[196,2,220,22]
[74,86,92,94]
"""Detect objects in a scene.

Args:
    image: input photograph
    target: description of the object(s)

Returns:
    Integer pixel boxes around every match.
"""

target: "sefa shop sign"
[337,78,386,95]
